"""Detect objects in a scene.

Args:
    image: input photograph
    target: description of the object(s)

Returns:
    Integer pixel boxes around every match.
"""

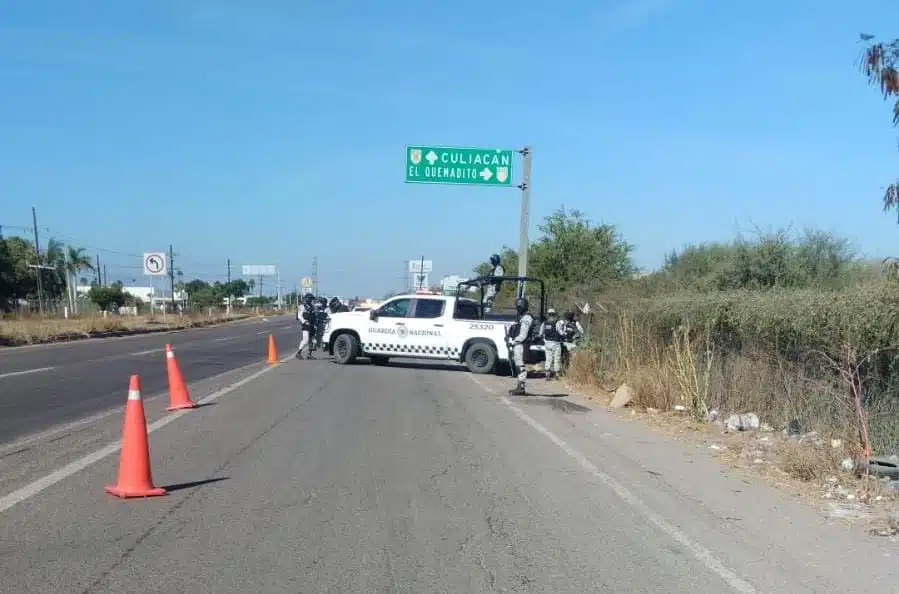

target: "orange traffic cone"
[105,375,166,498]
[267,334,279,365]
[165,344,196,411]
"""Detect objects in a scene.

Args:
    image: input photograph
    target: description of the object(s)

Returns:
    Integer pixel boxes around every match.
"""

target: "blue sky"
[2,0,899,297]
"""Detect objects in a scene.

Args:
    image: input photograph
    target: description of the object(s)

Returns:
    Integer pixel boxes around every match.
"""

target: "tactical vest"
[508,313,537,343]
[543,320,562,342]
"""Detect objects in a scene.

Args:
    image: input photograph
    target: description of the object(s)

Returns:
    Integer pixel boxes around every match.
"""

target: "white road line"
[0,367,55,380]
[130,348,164,356]
[466,375,757,594]
[213,336,237,342]
[256,330,271,335]
[0,356,291,515]
[0,408,123,456]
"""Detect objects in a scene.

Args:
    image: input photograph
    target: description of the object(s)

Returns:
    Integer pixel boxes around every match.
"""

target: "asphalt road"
[0,314,299,443]
[0,357,896,593]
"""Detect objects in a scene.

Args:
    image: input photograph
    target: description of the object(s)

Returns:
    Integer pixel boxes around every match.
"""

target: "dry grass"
[564,291,899,519]
[0,311,264,346]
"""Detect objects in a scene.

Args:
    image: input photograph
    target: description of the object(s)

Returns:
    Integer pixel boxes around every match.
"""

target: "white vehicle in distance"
[322,275,547,374]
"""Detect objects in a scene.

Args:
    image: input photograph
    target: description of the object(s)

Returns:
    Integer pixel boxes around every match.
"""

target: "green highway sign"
[405,145,515,186]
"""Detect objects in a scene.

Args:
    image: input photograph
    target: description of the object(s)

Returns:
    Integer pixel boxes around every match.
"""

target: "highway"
[0,315,298,443]
[0,352,895,592]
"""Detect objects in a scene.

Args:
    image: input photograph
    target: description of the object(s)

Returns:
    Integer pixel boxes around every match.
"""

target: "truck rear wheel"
[333,333,358,365]
[465,341,497,374]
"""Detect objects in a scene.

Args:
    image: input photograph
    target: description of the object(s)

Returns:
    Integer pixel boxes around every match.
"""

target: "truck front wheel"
[333,333,358,365]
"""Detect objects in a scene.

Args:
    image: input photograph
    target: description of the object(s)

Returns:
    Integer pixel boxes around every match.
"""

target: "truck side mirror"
[369,310,379,321]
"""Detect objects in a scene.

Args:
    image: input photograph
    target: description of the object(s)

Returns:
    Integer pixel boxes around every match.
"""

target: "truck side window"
[453,301,480,320]
[379,298,411,318]
[413,298,445,319]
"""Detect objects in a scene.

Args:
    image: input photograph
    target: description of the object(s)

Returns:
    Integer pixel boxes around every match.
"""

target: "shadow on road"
[513,395,591,414]
[330,359,469,373]
[163,477,229,492]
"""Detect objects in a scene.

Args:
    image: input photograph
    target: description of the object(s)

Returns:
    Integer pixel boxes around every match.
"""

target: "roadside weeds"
[561,342,899,538]
[0,312,272,347]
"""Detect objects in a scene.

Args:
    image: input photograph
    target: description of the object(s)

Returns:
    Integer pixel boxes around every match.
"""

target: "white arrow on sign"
[479,167,493,181]
[425,150,438,165]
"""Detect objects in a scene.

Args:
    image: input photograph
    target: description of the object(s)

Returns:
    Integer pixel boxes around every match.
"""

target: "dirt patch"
[565,377,899,534]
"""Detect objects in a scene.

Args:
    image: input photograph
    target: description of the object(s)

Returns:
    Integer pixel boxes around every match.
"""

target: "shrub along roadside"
[474,210,899,478]
[576,283,899,452]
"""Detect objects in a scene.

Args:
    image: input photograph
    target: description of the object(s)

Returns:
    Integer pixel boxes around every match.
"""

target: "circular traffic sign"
[145,254,164,274]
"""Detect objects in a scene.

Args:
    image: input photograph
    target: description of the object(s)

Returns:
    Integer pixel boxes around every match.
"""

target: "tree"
[87,285,127,311]
[4,236,39,300]
[0,237,14,310]
[474,207,636,295]
[860,33,899,220]
[641,228,861,292]
[529,207,635,292]
[224,279,249,297]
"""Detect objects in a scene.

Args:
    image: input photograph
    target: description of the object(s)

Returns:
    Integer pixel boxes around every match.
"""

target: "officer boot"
[508,381,526,396]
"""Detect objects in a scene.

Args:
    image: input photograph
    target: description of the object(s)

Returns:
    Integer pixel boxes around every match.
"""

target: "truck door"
[406,297,451,358]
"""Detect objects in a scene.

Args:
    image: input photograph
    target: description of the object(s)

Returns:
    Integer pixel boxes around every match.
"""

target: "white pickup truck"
[322,276,546,374]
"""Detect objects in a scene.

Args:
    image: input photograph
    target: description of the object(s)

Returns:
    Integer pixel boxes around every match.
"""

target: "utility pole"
[95,254,101,286]
[516,145,532,297]
[31,206,45,315]
[103,265,107,287]
[226,258,232,314]
[417,255,425,291]
[168,244,175,309]
[312,255,318,296]
[63,247,73,315]
[276,267,282,308]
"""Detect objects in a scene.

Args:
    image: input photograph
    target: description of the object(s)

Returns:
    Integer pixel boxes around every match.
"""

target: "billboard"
[242,265,276,276]
[408,260,433,273]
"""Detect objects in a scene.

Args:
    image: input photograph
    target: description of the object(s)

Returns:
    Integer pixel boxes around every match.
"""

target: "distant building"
[75,283,187,310]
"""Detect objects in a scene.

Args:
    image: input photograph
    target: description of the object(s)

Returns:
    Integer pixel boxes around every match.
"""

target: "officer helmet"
[489,253,501,267]
[318,296,327,308]
[515,297,529,314]
[303,293,315,305]
[547,308,557,317]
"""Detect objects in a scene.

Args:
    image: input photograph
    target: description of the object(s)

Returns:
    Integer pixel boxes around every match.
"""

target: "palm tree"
[44,240,93,310]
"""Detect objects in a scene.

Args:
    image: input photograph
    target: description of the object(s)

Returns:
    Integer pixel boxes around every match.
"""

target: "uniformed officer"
[507,296,534,396]
[561,310,585,370]
[541,308,566,380]
[295,293,316,359]
[484,253,504,311]
[311,297,328,352]
[329,296,349,313]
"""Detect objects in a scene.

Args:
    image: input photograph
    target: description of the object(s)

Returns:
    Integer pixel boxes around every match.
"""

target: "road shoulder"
[467,371,899,593]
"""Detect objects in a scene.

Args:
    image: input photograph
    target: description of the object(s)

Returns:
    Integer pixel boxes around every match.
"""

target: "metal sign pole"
[517,146,532,298]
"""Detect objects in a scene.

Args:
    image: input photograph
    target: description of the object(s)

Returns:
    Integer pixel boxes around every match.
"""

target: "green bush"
[625,280,899,358]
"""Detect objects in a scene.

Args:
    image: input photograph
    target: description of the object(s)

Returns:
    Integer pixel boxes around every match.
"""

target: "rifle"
[505,336,518,377]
